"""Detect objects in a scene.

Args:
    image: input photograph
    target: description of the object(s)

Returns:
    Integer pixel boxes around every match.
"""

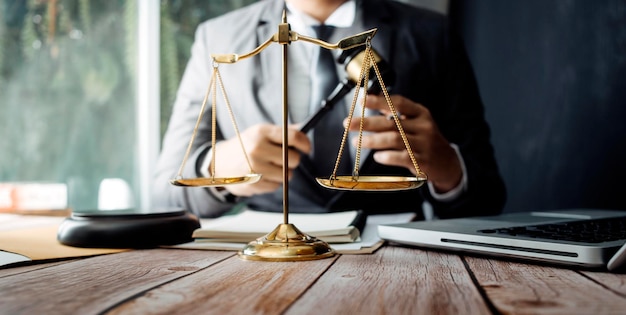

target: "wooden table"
[2,245,626,315]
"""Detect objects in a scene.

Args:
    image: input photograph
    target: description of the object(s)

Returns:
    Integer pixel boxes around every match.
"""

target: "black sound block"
[57,208,200,248]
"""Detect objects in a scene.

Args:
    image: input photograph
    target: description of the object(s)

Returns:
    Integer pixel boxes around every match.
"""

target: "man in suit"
[153,0,506,219]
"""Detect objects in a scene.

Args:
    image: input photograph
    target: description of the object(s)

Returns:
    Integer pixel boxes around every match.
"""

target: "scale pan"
[316,175,426,191]
[170,174,261,187]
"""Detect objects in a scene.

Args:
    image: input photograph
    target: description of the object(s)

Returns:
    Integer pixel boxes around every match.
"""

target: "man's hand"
[345,94,462,193]
[210,124,311,196]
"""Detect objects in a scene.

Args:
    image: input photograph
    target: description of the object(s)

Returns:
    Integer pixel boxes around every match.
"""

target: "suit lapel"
[256,1,286,125]
[361,1,394,68]
[334,2,396,172]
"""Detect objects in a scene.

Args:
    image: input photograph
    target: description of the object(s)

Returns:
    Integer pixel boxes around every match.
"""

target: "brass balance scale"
[170,10,427,261]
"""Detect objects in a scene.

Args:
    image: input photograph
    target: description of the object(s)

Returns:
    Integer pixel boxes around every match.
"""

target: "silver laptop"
[378,209,626,271]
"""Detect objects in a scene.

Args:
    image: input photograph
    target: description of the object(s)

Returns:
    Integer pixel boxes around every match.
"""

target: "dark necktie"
[310,25,351,177]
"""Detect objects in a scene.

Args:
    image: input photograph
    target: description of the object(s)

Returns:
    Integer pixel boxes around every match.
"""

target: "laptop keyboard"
[478,216,626,243]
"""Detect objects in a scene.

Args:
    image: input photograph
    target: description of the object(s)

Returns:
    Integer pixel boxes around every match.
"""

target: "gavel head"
[338,46,395,94]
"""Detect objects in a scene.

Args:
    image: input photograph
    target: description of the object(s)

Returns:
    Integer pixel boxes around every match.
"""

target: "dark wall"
[449,0,626,212]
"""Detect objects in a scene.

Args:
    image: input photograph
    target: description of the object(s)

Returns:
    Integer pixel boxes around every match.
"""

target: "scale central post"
[279,12,290,226]
[238,10,336,261]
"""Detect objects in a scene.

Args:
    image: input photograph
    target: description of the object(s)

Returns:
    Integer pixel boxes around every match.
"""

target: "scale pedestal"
[239,223,335,261]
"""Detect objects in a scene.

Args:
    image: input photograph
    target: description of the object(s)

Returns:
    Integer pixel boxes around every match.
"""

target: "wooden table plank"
[580,270,626,297]
[285,246,491,315]
[0,259,78,278]
[464,256,626,314]
[108,254,338,315]
[0,249,233,315]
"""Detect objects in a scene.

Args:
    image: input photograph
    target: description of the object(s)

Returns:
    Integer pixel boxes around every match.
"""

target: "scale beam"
[210,29,378,64]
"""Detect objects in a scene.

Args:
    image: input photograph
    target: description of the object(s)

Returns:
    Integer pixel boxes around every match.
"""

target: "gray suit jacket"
[153,0,506,218]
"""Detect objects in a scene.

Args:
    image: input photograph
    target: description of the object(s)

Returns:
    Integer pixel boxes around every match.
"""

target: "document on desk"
[0,250,30,267]
[169,212,415,254]
[0,213,127,266]
[333,212,416,253]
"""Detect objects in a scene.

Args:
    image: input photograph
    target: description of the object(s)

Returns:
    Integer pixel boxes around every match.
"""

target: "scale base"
[238,223,335,261]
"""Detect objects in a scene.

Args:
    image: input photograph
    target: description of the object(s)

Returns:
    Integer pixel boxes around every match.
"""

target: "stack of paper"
[192,209,366,243]
[170,209,416,254]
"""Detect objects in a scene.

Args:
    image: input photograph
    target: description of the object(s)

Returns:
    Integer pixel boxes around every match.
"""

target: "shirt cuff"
[427,143,468,202]
[199,147,212,178]
[199,146,236,203]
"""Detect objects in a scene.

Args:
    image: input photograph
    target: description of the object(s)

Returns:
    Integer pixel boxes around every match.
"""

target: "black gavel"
[299,46,395,133]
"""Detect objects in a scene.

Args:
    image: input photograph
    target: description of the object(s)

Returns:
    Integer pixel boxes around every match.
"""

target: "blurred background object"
[449,0,626,212]
[97,178,134,210]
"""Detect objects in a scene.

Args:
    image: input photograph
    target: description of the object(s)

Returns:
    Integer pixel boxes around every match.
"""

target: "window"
[159,0,257,136]
[0,0,253,212]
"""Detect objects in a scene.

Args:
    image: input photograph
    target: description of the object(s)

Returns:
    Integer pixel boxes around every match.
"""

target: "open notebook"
[378,209,626,271]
